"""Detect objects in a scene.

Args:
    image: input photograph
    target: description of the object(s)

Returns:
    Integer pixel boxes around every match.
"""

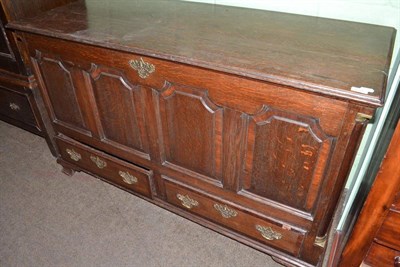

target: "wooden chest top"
[8,0,395,106]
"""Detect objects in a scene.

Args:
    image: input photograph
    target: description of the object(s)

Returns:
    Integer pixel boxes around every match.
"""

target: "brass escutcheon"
[255,225,283,241]
[176,194,199,209]
[66,148,81,162]
[314,235,327,248]
[129,57,155,79]
[119,170,138,185]
[213,203,238,218]
[90,155,107,169]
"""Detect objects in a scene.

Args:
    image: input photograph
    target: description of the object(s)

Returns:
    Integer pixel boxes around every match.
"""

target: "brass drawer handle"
[177,194,199,209]
[214,203,238,218]
[9,102,20,111]
[129,57,155,79]
[119,171,138,185]
[255,225,283,241]
[90,155,107,169]
[66,148,81,162]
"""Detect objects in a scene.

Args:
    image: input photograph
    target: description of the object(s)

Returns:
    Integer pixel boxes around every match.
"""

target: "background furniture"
[0,0,75,142]
[339,75,400,266]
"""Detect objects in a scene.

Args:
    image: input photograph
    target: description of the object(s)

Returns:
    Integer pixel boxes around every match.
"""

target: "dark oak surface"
[7,0,395,106]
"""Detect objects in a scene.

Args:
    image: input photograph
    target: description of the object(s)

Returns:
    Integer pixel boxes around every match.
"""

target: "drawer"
[56,136,153,198]
[376,211,400,251]
[163,177,305,256]
[364,243,400,267]
[0,86,37,127]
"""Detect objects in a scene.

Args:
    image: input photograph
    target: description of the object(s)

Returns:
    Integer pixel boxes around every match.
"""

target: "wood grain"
[7,0,396,106]
[11,2,396,266]
[364,243,400,267]
[163,177,306,256]
[375,211,400,251]
[340,120,400,266]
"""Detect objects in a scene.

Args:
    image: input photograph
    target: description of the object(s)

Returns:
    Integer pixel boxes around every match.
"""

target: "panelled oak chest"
[8,0,396,266]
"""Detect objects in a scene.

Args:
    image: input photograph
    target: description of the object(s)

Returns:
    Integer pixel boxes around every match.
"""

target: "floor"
[0,121,282,267]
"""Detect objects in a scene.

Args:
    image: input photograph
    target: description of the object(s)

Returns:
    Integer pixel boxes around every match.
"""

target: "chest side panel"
[242,107,334,213]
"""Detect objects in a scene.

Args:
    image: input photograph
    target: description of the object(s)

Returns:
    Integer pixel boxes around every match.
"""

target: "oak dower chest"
[8,0,395,266]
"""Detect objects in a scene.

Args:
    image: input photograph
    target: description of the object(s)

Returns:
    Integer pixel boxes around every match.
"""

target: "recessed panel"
[243,107,333,212]
[39,57,87,131]
[159,85,223,181]
[90,68,148,154]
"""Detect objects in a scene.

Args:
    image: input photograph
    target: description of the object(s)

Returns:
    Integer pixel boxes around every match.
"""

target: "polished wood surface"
[364,243,400,267]
[8,0,395,107]
[340,118,400,266]
[376,211,400,251]
[9,1,396,266]
[393,192,400,211]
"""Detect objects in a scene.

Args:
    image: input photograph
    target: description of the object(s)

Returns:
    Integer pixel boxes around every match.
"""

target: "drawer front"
[56,137,153,198]
[364,243,400,267]
[376,211,400,251]
[0,87,37,127]
[163,177,305,256]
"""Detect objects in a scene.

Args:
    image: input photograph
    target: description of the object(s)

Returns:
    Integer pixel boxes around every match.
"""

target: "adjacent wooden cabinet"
[8,1,396,266]
[340,119,400,266]
[0,0,76,140]
[339,80,400,267]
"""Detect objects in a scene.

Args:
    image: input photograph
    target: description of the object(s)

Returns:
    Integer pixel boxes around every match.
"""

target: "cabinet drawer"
[0,86,37,127]
[364,243,400,267]
[376,211,400,251]
[163,177,305,256]
[56,136,153,198]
